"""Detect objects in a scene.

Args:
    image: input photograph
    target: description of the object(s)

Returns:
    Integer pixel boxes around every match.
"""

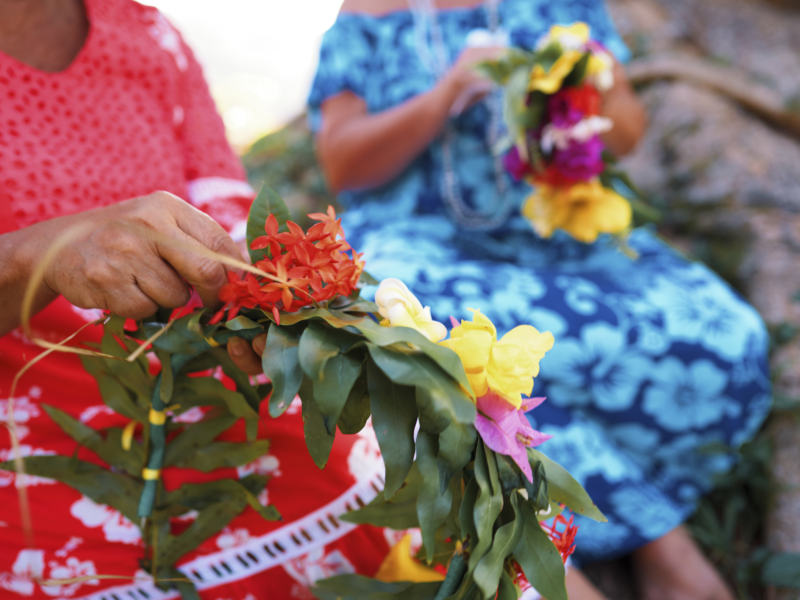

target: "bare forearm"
[601,65,647,157]
[0,222,60,337]
[319,82,457,192]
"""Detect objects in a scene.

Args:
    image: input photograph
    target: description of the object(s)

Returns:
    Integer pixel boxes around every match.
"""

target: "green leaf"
[504,66,534,148]
[561,52,591,88]
[496,571,517,600]
[163,416,238,467]
[337,371,371,435]
[366,344,475,427]
[356,319,474,397]
[468,444,504,575]
[160,499,246,567]
[528,448,606,522]
[358,270,381,286]
[437,422,477,491]
[473,492,523,599]
[89,373,147,422]
[262,323,304,417]
[2,456,141,524]
[225,315,263,331]
[312,575,441,600]
[41,404,142,477]
[178,440,270,473]
[156,349,175,405]
[367,360,418,500]
[513,500,567,600]
[459,474,480,555]
[264,306,370,328]
[762,552,800,588]
[313,352,363,434]
[340,464,423,529]
[173,377,259,420]
[298,376,336,469]
[212,347,262,416]
[416,433,453,564]
[247,183,292,264]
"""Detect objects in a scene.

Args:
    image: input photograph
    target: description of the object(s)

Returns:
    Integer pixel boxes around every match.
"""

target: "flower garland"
[480,22,650,243]
[4,186,606,600]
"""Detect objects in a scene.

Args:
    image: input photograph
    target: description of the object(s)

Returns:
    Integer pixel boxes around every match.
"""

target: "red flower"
[211,207,365,325]
[540,513,579,563]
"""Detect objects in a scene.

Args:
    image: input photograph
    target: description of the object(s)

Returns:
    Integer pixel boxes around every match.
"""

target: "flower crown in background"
[481,22,653,244]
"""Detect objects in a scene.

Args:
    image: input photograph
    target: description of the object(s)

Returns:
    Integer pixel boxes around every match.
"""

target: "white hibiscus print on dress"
[216,527,251,550]
[643,358,740,432]
[644,274,765,363]
[347,419,383,480]
[544,322,652,411]
[283,547,355,589]
[70,496,141,545]
[237,454,281,479]
[0,549,44,596]
[0,387,42,441]
[41,557,98,597]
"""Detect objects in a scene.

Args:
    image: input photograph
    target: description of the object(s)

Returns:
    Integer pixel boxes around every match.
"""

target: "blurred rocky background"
[242,0,800,597]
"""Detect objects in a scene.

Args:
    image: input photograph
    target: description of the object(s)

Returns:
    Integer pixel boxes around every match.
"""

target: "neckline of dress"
[340,0,502,20]
[0,0,95,77]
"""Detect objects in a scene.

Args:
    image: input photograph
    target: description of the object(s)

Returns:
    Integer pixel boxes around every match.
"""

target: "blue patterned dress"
[307,0,772,564]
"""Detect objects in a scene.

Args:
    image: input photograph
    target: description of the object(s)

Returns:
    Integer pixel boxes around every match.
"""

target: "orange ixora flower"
[211,207,365,325]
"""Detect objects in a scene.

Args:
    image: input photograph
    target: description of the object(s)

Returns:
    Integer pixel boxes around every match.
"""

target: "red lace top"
[0,2,391,599]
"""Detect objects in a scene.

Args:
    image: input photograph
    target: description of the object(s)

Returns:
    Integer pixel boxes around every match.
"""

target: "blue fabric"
[307,0,772,563]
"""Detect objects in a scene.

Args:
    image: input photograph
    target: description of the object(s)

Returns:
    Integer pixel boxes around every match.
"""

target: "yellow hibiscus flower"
[522,180,632,243]
[440,309,554,408]
[375,278,447,343]
[374,534,445,583]
[528,50,583,94]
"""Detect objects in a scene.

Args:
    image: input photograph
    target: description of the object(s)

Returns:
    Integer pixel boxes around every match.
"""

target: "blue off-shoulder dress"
[307,0,772,563]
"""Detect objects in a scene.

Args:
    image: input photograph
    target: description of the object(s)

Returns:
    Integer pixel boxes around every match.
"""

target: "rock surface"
[605,0,800,597]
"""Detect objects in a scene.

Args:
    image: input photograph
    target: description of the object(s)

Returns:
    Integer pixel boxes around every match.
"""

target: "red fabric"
[0,1,391,598]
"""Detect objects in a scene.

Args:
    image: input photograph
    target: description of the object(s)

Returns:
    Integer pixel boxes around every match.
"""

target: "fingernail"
[253,334,266,356]
[229,337,245,357]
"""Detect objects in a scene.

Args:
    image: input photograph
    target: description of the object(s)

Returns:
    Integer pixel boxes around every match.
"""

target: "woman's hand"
[440,46,506,114]
[600,61,647,156]
[0,191,243,336]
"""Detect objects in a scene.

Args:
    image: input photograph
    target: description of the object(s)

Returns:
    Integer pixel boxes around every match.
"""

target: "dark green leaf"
[417,433,453,564]
[84,372,147,421]
[178,440,269,473]
[173,376,258,419]
[160,499,246,567]
[528,448,606,522]
[298,376,336,469]
[262,324,304,417]
[313,351,363,435]
[341,464,423,529]
[2,456,141,524]
[437,422,477,491]
[225,315,262,331]
[367,360,418,499]
[337,371,371,434]
[496,571,517,600]
[762,553,800,588]
[41,404,142,477]
[513,501,567,600]
[468,444,504,575]
[156,350,174,405]
[312,575,441,600]
[211,347,262,415]
[163,416,238,467]
[247,183,292,263]
[367,344,475,428]
[459,475,480,556]
[358,271,381,286]
[561,52,590,87]
[473,492,523,599]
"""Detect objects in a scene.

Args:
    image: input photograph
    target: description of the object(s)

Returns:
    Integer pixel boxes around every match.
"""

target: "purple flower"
[474,392,552,482]
[552,135,605,182]
[548,89,585,128]
[503,146,533,182]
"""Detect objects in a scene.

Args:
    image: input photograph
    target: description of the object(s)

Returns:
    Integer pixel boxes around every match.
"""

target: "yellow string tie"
[142,468,161,481]
[148,404,180,426]
[204,336,220,347]
[121,421,137,451]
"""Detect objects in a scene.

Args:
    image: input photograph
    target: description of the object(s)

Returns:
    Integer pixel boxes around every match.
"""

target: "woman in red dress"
[0,1,390,598]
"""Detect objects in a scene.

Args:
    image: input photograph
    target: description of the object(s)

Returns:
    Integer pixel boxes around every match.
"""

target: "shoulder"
[339,0,408,15]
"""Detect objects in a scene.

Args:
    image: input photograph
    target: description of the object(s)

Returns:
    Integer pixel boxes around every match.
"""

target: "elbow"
[609,105,648,157]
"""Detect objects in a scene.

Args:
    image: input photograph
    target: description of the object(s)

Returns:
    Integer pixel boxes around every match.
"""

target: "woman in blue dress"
[306,0,771,598]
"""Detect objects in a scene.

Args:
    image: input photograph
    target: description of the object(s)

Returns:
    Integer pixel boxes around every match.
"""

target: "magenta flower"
[547,90,585,128]
[502,146,533,182]
[474,391,552,482]
[552,135,605,182]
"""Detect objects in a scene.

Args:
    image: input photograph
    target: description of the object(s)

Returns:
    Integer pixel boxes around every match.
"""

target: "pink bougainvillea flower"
[474,391,552,482]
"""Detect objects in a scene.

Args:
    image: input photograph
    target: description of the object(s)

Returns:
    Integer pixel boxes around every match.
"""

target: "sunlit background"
[142,0,345,151]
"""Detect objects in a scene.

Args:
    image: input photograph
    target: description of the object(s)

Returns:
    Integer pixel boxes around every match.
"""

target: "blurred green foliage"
[242,115,338,229]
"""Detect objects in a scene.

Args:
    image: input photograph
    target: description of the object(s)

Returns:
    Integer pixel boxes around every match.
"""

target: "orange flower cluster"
[540,513,579,562]
[210,206,365,325]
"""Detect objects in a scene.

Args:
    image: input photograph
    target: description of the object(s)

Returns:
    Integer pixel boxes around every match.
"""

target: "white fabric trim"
[187,177,255,208]
[230,219,248,243]
[75,467,385,600]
